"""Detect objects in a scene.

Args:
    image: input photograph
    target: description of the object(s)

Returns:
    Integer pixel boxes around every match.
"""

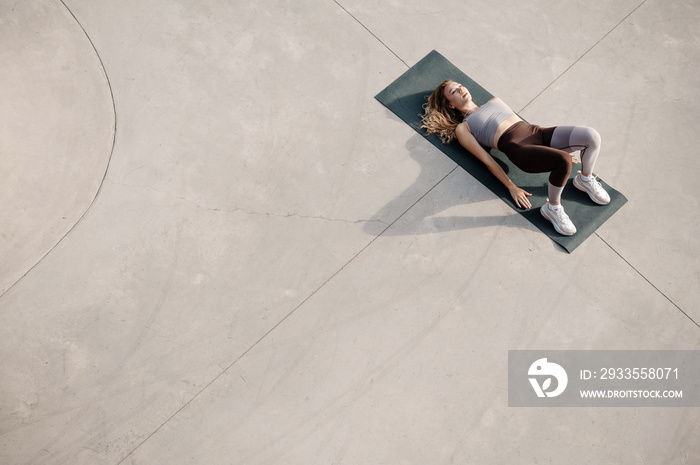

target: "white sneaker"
[540,200,576,236]
[574,171,610,205]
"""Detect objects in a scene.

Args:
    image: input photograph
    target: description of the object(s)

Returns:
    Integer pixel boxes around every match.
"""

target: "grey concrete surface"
[0,0,698,464]
[0,0,114,294]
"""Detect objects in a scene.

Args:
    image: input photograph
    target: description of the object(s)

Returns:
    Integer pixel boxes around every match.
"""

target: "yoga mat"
[375,50,627,253]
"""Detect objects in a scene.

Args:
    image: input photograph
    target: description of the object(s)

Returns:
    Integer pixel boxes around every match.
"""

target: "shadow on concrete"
[363,131,545,238]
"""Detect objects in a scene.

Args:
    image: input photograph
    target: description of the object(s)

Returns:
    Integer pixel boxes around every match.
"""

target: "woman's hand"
[509,185,532,209]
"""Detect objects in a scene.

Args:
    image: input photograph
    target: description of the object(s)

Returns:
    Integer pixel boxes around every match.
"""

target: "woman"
[421,79,610,236]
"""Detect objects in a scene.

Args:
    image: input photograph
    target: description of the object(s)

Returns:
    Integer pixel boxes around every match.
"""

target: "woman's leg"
[506,146,575,234]
[499,124,577,234]
[503,145,572,204]
[548,183,565,206]
[549,125,610,205]
[500,124,573,205]
[549,126,601,176]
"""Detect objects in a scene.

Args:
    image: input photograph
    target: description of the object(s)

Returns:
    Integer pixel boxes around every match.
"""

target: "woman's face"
[443,81,472,108]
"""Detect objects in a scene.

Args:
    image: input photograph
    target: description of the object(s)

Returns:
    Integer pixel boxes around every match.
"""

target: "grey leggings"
[498,122,601,187]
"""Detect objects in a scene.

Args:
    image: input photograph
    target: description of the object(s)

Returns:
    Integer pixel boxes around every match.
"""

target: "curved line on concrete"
[1,1,118,298]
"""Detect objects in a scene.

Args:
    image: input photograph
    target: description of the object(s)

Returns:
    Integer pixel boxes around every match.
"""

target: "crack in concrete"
[107,180,388,226]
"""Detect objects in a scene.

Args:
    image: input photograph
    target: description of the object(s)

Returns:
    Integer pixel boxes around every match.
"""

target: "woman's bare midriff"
[493,114,524,150]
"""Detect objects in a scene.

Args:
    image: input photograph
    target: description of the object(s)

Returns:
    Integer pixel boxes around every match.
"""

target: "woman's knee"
[551,152,572,186]
[557,150,573,171]
[576,126,601,149]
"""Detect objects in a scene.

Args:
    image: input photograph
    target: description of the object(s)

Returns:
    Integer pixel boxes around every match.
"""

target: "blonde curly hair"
[420,79,463,144]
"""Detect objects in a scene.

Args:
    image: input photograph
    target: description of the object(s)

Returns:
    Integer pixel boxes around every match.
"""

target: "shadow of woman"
[363,132,547,238]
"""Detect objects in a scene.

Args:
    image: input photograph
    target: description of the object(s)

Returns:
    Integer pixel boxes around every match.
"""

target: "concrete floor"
[1,0,699,463]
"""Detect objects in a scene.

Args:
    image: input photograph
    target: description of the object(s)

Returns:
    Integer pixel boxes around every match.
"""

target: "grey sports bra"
[464,99,515,148]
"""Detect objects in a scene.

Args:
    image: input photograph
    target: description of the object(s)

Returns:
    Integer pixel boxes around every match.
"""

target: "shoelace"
[589,175,604,193]
[553,207,573,225]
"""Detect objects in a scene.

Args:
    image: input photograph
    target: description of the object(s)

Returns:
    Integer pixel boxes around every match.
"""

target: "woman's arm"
[455,124,532,209]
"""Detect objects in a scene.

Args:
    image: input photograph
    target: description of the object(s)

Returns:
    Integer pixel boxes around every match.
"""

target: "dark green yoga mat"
[375,50,627,253]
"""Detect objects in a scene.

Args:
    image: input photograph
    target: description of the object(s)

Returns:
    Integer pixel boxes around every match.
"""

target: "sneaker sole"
[574,176,610,205]
[540,206,576,236]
